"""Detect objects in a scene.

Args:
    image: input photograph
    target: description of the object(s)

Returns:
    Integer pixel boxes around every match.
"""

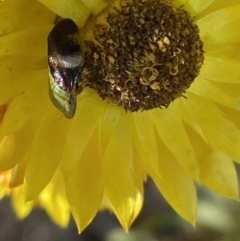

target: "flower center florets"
[83,0,204,111]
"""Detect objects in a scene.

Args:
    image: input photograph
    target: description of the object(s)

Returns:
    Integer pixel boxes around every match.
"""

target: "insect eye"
[48,18,85,118]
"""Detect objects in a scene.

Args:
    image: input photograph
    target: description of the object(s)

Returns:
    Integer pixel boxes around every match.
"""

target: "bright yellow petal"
[81,0,109,15]
[133,112,159,171]
[0,56,46,106]
[151,108,199,180]
[103,113,137,231]
[99,104,121,157]
[9,155,27,187]
[0,26,51,56]
[39,0,90,27]
[0,0,54,33]
[186,0,214,15]
[189,78,240,110]
[39,170,70,227]
[12,188,33,219]
[185,125,238,199]
[0,135,15,170]
[0,171,11,197]
[130,156,144,226]
[65,129,104,232]
[24,111,70,200]
[0,77,49,138]
[199,56,240,84]
[213,82,240,111]
[174,94,240,162]
[0,122,36,171]
[149,135,197,225]
[61,91,106,178]
[197,4,240,43]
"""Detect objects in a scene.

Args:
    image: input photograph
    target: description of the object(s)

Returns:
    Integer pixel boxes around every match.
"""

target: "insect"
[48,18,84,119]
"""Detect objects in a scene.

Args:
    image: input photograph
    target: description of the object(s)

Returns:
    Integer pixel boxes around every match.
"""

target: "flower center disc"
[84,0,204,111]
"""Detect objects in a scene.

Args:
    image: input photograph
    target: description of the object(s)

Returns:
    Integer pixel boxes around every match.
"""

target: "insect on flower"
[48,18,85,118]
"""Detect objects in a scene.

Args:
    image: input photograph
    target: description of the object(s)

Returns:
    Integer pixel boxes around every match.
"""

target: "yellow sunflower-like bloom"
[0,0,240,232]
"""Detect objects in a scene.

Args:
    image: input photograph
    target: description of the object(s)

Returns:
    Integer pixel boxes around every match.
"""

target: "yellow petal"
[185,125,238,199]
[41,190,70,228]
[12,188,33,219]
[213,82,240,111]
[81,0,109,15]
[199,0,240,21]
[219,105,240,131]
[210,42,240,63]
[9,155,27,187]
[129,146,146,226]
[208,18,240,43]
[61,91,106,178]
[199,56,240,84]
[150,135,197,225]
[0,77,49,137]
[39,0,90,27]
[0,26,52,56]
[0,121,36,171]
[0,0,54,34]
[172,0,189,9]
[0,56,46,105]
[24,111,70,200]
[103,113,137,231]
[0,135,15,170]
[186,0,214,15]
[201,152,238,199]
[175,94,240,162]
[40,170,70,227]
[151,108,199,180]
[65,129,104,232]
[133,112,159,171]
[197,4,240,43]
[99,104,121,156]
[189,77,240,110]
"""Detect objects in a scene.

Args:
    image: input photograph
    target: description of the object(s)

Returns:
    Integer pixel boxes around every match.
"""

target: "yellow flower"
[0,0,240,232]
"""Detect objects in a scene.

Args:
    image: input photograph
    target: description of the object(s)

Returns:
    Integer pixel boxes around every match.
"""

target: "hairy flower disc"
[83,0,204,111]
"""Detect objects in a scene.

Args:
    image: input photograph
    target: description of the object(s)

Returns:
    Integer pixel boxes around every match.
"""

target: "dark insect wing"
[47,18,84,118]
